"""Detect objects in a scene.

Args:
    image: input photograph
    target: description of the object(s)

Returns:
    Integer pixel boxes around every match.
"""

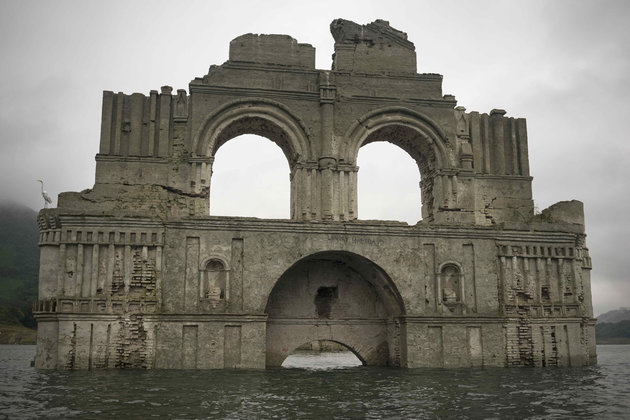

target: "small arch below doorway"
[281,340,364,370]
[265,250,405,368]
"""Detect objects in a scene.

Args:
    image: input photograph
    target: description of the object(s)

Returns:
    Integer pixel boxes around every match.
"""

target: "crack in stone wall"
[66,323,77,369]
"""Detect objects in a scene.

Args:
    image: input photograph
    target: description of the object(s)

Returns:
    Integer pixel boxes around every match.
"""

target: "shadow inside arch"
[194,98,312,164]
[265,250,405,368]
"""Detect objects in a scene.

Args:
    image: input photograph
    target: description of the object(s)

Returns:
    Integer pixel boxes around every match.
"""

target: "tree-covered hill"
[0,201,39,329]
[596,320,630,344]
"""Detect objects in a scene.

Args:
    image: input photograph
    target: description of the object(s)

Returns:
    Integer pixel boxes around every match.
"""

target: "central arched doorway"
[265,251,405,367]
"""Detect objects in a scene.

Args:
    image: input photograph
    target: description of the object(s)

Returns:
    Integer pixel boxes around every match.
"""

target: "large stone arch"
[343,106,452,165]
[344,107,455,220]
[193,99,312,218]
[265,250,405,367]
[194,98,312,163]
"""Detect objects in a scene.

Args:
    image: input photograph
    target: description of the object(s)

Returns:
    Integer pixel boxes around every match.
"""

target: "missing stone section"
[315,286,338,318]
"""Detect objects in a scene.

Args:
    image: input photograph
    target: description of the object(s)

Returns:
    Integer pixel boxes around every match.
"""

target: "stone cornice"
[400,316,595,324]
[267,317,388,325]
[95,154,169,163]
[333,71,443,82]
[52,215,579,243]
[142,314,268,322]
[207,61,321,75]
[341,95,456,108]
[475,174,534,181]
[189,84,320,102]
[58,216,165,229]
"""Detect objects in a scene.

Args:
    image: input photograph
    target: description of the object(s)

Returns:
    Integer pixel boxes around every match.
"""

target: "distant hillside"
[596,320,630,345]
[0,323,37,344]
[0,201,39,329]
[597,307,630,324]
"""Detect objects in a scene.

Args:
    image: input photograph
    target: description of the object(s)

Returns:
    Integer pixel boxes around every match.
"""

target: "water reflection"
[282,350,363,370]
[1,345,629,419]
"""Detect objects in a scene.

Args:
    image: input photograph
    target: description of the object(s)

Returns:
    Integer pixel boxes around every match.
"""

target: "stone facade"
[34,19,596,369]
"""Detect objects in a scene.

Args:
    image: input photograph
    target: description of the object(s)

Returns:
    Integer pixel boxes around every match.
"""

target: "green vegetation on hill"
[595,320,630,342]
[596,320,630,345]
[0,322,37,344]
[0,202,39,329]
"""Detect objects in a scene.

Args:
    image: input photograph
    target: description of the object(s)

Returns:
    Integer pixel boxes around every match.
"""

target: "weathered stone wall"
[34,19,595,369]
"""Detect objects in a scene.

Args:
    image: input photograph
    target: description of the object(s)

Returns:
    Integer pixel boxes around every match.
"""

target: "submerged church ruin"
[34,19,596,369]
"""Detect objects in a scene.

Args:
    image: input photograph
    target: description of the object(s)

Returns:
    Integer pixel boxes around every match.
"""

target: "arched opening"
[357,124,440,222]
[440,264,462,304]
[438,262,465,314]
[265,251,405,368]
[199,258,228,312]
[195,100,311,221]
[210,134,290,218]
[281,340,364,369]
[344,108,452,223]
[357,142,422,224]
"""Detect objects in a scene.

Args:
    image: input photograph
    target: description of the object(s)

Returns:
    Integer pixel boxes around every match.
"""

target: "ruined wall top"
[331,19,417,74]
[227,19,417,74]
[229,34,316,69]
[51,18,585,228]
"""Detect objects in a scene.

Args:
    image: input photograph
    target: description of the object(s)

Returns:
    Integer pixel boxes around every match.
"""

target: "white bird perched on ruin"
[36,179,53,208]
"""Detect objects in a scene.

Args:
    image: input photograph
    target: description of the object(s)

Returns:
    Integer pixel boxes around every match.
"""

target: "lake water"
[1,345,629,419]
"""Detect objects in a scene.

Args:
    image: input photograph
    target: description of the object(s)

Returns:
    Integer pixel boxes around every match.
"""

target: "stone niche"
[34,19,595,370]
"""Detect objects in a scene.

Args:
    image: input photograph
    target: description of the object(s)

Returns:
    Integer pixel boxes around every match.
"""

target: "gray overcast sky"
[1,0,628,316]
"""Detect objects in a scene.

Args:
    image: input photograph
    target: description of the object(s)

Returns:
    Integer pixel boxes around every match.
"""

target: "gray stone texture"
[34,19,595,369]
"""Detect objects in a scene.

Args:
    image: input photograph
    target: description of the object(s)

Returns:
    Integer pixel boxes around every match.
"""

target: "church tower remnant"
[34,19,595,369]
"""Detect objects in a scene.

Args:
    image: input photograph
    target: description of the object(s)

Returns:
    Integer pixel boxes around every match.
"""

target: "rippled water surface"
[1,345,629,419]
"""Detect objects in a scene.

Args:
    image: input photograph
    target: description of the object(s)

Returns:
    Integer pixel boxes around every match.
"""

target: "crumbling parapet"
[60,19,538,226]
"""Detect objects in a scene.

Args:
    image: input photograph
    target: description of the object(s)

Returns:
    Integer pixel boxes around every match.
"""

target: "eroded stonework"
[34,19,596,369]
